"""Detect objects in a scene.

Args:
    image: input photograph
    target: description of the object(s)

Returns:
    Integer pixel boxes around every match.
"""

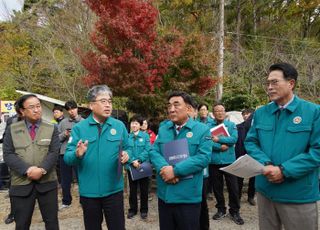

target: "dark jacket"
[235,114,253,158]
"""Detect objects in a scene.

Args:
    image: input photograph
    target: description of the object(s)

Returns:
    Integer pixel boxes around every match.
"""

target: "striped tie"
[30,124,36,140]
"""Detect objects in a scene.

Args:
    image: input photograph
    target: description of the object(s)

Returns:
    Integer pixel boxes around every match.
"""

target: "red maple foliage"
[81,0,183,96]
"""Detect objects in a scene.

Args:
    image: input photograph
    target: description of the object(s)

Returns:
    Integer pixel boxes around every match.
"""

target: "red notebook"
[210,123,230,137]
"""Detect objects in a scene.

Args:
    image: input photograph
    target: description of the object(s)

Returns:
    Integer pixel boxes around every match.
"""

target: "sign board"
[0,101,16,113]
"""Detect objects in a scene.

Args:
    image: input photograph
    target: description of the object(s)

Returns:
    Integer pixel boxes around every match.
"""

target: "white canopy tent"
[16,90,68,123]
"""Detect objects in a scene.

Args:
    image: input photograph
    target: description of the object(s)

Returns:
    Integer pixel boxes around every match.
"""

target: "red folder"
[210,123,230,137]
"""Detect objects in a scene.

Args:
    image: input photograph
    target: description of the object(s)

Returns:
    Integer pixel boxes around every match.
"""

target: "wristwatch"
[278,164,285,178]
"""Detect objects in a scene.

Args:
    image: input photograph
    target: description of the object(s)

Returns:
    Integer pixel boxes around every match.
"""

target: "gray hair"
[87,85,113,102]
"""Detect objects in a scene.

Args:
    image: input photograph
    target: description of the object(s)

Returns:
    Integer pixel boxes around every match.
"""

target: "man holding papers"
[209,103,244,225]
[245,63,320,230]
[149,91,212,230]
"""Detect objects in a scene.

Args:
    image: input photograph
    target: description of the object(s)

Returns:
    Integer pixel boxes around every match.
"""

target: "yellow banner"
[1,101,16,113]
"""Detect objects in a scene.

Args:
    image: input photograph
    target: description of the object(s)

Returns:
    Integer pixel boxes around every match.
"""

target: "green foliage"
[222,93,260,111]
[157,0,215,33]
[0,0,319,118]
[0,86,20,100]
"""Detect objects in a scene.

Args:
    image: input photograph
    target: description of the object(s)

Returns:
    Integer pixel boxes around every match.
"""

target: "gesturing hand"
[76,140,88,158]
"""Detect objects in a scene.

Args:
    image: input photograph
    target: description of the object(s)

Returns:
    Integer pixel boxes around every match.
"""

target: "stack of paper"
[220,154,264,178]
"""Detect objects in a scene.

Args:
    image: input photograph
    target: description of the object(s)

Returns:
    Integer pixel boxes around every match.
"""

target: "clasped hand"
[26,166,43,180]
[160,166,179,184]
[263,165,284,183]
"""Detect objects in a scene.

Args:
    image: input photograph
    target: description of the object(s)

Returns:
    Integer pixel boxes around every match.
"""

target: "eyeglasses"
[213,110,225,113]
[24,104,41,111]
[264,79,287,87]
[92,98,112,104]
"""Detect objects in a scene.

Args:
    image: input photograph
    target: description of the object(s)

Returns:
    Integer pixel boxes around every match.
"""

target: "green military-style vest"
[10,120,57,186]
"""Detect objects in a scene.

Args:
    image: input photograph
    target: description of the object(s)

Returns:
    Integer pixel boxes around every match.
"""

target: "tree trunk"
[216,0,224,102]
[234,0,242,70]
[251,0,257,35]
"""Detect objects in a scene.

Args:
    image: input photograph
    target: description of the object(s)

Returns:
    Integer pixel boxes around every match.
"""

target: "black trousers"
[127,170,149,213]
[59,155,77,205]
[212,164,240,214]
[12,187,59,230]
[208,164,215,194]
[238,176,255,199]
[158,198,201,230]
[200,178,209,230]
[80,192,125,230]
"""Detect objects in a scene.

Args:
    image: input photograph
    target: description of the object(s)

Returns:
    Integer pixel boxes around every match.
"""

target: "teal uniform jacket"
[245,96,320,203]
[64,114,132,198]
[210,120,238,165]
[196,116,215,128]
[193,118,210,179]
[149,118,212,203]
[126,130,151,170]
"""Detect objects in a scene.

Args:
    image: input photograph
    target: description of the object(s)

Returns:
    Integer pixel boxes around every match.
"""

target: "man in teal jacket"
[149,91,212,230]
[209,103,244,225]
[245,63,320,230]
[64,85,131,230]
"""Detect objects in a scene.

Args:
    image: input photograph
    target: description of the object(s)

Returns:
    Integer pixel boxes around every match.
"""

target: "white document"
[220,154,264,178]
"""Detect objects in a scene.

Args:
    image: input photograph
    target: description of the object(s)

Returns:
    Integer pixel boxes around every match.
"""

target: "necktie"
[30,124,36,140]
[176,126,182,134]
[277,107,284,120]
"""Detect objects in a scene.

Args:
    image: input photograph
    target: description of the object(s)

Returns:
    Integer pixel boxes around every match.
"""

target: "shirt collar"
[88,113,112,126]
[278,95,295,109]
[270,95,298,114]
[25,119,41,129]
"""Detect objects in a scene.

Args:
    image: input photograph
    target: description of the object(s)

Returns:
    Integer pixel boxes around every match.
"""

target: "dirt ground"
[0,183,319,230]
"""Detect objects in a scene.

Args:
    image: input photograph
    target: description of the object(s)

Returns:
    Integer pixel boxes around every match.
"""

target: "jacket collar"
[130,130,142,138]
[269,95,299,114]
[166,117,197,131]
[88,113,113,126]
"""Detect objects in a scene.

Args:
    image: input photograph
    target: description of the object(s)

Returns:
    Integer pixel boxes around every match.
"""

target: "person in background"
[126,115,151,220]
[141,118,156,144]
[3,94,60,230]
[51,105,65,124]
[245,63,320,230]
[51,104,65,185]
[140,117,157,202]
[58,100,83,210]
[64,85,132,230]
[197,104,214,126]
[197,103,215,201]
[0,99,24,225]
[235,108,256,206]
[189,100,210,230]
[210,103,244,225]
[149,91,212,230]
